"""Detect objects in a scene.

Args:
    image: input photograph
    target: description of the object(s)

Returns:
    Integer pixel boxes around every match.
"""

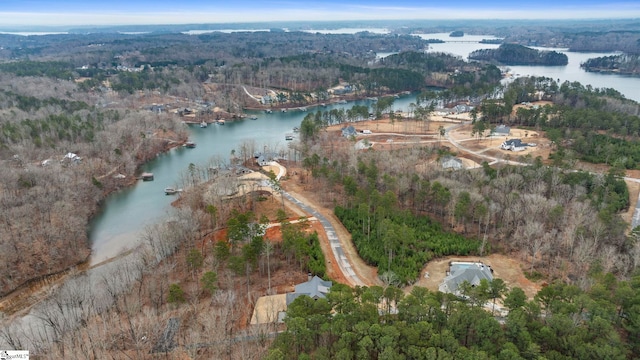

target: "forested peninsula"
[469,43,568,66]
[581,54,640,75]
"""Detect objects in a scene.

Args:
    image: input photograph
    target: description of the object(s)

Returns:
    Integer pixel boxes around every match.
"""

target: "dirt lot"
[410,254,542,299]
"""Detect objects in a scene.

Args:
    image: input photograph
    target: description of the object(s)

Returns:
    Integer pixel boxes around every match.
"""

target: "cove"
[88,94,420,264]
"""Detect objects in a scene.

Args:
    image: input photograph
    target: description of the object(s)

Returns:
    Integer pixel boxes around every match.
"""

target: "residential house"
[256,152,279,167]
[341,125,357,138]
[500,138,528,151]
[148,104,165,114]
[492,124,511,137]
[251,275,333,325]
[453,104,473,114]
[261,95,273,105]
[332,84,353,95]
[286,275,332,305]
[439,261,493,296]
[62,152,81,163]
[440,156,464,170]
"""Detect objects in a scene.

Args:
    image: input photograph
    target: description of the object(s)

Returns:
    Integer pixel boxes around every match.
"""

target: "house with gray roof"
[491,124,511,136]
[286,275,332,305]
[251,275,333,325]
[439,262,493,295]
[341,125,357,138]
[256,152,279,167]
[440,156,464,170]
[453,104,473,114]
[500,138,528,151]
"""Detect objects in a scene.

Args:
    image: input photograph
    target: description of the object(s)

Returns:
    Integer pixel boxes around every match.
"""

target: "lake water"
[89,95,418,263]
[416,33,639,102]
[90,33,640,264]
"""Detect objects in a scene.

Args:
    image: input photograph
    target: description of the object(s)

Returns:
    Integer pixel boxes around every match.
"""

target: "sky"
[0,0,639,27]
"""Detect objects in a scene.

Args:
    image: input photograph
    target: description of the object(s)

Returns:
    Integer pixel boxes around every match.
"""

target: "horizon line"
[1,17,639,31]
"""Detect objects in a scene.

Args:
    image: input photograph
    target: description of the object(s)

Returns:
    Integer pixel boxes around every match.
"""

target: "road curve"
[281,191,367,286]
[264,161,367,286]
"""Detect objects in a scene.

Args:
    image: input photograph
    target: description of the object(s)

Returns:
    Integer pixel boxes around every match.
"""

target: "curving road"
[282,191,367,286]
[265,161,367,287]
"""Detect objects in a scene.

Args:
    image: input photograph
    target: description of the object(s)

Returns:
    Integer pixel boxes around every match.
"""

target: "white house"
[62,152,81,162]
[500,139,527,151]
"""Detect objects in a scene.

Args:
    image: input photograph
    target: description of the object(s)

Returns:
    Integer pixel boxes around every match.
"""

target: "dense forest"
[270,272,640,359]
[302,132,633,280]
[469,44,568,66]
[336,204,481,285]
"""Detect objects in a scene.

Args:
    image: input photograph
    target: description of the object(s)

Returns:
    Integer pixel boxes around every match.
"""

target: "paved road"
[260,161,367,286]
[282,191,367,286]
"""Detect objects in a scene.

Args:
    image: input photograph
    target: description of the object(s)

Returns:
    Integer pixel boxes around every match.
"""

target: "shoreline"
[0,133,188,316]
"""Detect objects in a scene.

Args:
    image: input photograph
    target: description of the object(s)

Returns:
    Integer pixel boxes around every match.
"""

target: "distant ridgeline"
[581,54,640,76]
[469,43,568,66]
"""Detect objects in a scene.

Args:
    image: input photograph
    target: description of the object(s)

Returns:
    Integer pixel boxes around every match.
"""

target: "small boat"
[250,115,258,120]
[141,172,154,181]
[338,99,347,104]
[184,141,196,148]
[217,120,225,125]
[265,109,272,114]
[200,121,207,128]
[165,187,179,195]
[292,127,299,133]
[285,134,294,141]
[281,108,287,113]
[299,107,307,112]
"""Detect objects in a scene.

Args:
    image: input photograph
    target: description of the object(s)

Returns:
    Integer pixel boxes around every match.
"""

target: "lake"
[91,32,640,264]
[89,95,419,263]
[415,33,639,102]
